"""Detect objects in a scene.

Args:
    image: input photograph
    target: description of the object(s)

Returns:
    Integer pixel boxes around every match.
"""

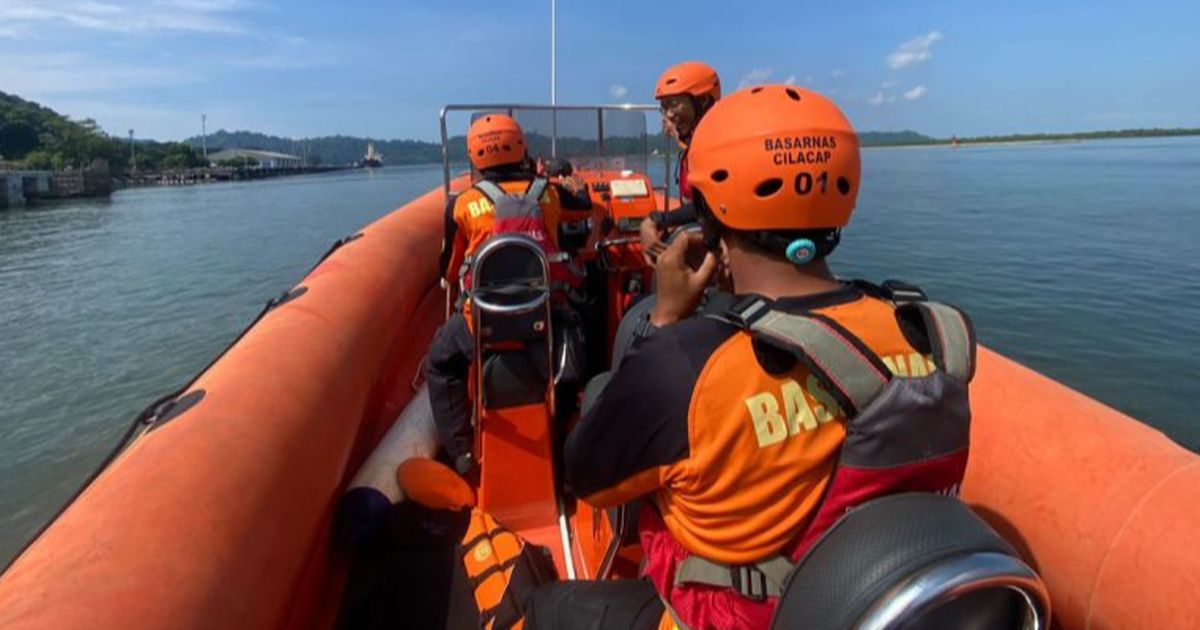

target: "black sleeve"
[554,183,592,210]
[565,317,734,499]
[437,195,457,279]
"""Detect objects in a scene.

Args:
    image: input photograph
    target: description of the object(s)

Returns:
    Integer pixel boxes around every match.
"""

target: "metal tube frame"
[439,103,662,198]
[468,234,573,575]
[855,551,1052,630]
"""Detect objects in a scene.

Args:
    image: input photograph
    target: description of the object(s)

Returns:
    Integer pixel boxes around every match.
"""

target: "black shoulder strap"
[724,296,893,417]
[849,278,927,303]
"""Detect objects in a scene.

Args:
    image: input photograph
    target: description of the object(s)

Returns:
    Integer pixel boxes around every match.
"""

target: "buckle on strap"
[730,564,770,602]
[880,279,927,303]
[725,294,773,330]
[674,555,791,602]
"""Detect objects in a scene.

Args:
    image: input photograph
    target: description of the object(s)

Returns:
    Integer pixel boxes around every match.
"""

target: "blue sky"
[2,0,1197,142]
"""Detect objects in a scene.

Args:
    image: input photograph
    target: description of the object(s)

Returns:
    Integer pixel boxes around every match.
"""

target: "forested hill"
[8,89,1196,172]
[0,90,128,170]
[860,131,937,146]
[185,130,450,166]
[186,129,943,166]
[1,90,203,171]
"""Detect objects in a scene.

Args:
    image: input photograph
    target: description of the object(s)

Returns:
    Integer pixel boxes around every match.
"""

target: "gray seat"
[769,493,1050,630]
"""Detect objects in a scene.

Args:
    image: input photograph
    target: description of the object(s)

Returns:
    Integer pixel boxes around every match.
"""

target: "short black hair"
[480,160,534,180]
[695,192,841,262]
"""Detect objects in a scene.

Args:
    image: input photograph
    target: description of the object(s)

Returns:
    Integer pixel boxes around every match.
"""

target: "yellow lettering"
[907,353,929,377]
[468,198,494,218]
[806,374,841,423]
[881,356,899,374]
[781,379,819,434]
[746,392,787,447]
[884,353,938,378]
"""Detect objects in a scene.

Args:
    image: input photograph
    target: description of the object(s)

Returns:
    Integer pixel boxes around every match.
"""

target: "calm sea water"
[2,138,1199,565]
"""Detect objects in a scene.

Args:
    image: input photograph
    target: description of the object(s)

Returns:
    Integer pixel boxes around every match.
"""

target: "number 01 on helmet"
[688,85,861,232]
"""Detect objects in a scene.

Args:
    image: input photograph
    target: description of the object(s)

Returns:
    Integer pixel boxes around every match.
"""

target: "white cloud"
[0,0,268,37]
[886,30,943,70]
[881,80,895,88]
[903,85,928,101]
[738,67,773,89]
[868,91,896,106]
[0,52,202,95]
[831,69,845,79]
[782,74,797,85]
[609,84,629,99]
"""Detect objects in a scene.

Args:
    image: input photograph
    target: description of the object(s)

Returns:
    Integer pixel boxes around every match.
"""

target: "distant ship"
[359,142,383,168]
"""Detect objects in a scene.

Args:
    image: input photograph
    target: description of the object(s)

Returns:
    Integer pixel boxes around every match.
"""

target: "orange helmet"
[467,114,526,170]
[655,61,721,102]
[688,85,861,232]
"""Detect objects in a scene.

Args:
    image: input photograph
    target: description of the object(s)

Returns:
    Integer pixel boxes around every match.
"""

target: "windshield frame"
[438,103,664,198]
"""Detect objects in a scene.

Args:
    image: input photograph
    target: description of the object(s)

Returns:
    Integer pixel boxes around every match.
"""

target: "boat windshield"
[439,104,668,197]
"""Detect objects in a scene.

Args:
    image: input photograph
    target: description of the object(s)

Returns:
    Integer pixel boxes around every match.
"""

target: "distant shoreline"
[861,128,1200,150]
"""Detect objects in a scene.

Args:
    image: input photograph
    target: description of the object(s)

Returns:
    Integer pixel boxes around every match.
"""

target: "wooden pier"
[120,165,350,189]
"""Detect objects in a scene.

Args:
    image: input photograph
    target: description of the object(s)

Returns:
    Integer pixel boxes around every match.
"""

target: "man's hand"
[650,231,718,327]
[662,116,679,142]
[561,175,586,195]
[639,216,668,266]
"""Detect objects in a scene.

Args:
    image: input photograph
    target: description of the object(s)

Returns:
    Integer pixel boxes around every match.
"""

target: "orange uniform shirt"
[442,179,565,289]
[566,286,936,564]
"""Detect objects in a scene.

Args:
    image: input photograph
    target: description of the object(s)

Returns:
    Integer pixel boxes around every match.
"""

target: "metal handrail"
[439,103,662,197]
[468,235,552,316]
[855,551,1051,630]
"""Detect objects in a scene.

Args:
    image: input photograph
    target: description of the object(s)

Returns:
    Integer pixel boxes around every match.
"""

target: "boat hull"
[1,183,1197,629]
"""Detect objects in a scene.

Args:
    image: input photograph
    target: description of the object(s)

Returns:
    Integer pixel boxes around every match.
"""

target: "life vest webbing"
[746,308,891,415]
[897,301,975,381]
[668,294,976,605]
[473,178,549,220]
[726,295,975,414]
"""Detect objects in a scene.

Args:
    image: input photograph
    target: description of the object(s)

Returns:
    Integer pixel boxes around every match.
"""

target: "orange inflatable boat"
[0,105,1197,630]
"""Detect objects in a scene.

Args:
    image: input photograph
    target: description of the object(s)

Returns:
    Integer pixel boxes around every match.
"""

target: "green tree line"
[1,90,206,172]
[6,90,1199,173]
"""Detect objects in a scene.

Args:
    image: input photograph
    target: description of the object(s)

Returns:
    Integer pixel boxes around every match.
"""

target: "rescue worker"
[428,113,588,475]
[640,61,721,264]
[526,86,974,630]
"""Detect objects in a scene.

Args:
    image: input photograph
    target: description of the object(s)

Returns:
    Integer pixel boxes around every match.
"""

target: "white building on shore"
[207,148,301,169]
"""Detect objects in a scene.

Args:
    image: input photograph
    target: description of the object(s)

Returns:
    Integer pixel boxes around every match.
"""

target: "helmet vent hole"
[785,88,801,101]
[751,87,764,94]
[837,177,852,195]
[502,144,511,151]
[712,169,729,182]
[476,150,485,157]
[666,78,678,85]
[754,178,783,197]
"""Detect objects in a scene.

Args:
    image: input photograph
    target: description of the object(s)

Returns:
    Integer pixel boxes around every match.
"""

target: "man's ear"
[719,234,733,266]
